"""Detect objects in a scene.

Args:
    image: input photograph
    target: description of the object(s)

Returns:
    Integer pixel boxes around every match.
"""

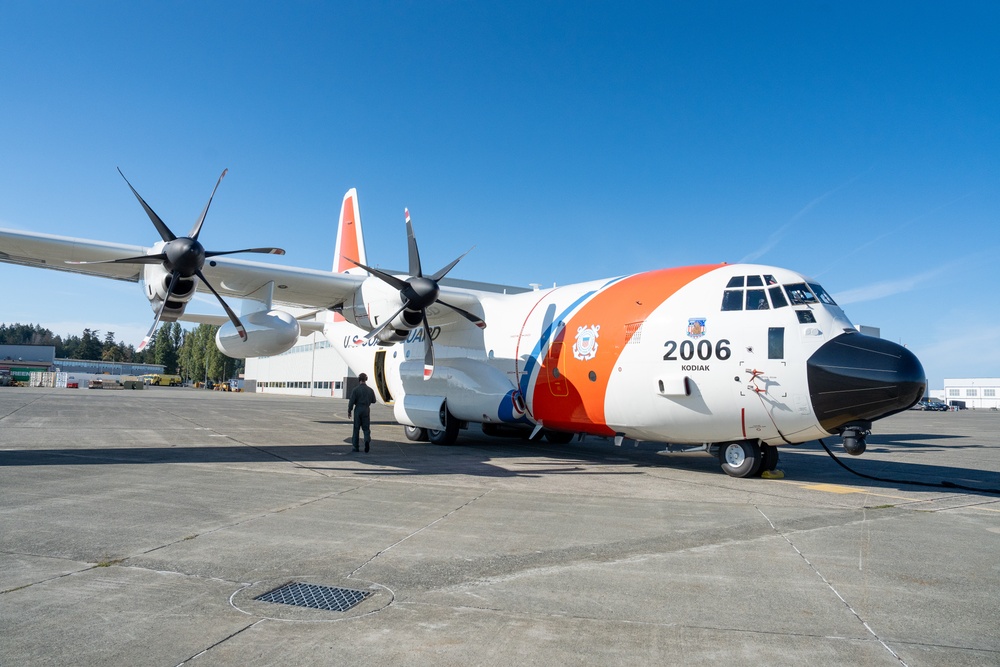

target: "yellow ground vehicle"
[147,374,182,386]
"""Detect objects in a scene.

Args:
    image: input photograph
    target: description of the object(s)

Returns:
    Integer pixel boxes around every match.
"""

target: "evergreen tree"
[101,331,123,362]
[1,322,242,379]
[154,325,179,374]
[76,329,102,360]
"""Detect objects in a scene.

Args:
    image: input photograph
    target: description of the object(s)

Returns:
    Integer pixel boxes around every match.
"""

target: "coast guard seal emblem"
[573,325,600,361]
[687,318,707,339]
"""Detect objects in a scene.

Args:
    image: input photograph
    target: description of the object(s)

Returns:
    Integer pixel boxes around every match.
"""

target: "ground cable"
[818,439,1000,495]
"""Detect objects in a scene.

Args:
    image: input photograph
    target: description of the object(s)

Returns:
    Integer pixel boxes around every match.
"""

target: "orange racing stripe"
[530,264,721,435]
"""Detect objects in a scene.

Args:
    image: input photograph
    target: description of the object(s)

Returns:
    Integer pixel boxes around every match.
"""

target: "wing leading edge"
[0,227,366,310]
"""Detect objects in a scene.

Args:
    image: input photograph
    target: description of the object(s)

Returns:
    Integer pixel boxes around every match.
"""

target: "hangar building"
[943,378,1000,410]
[244,331,350,398]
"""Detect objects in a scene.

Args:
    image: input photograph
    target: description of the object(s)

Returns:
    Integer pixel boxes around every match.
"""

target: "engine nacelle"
[339,276,422,343]
[391,358,528,425]
[216,310,300,358]
[142,261,197,322]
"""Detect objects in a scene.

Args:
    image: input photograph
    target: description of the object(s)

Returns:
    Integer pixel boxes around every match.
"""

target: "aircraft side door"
[542,323,570,397]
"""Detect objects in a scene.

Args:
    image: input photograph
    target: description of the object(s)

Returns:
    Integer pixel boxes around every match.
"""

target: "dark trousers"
[352,409,371,450]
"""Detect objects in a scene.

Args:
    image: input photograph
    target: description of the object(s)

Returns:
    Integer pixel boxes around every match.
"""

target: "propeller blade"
[436,299,487,329]
[66,253,167,266]
[364,300,412,342]
[429,248,473,282]
[341,256,409,291]
[138,270,181,352]
[118,168,176,242]
[204,247,286,258]
[405,209,423,277]
[188,169,228,240]
[195,269,247,341]
[421,311,435,380]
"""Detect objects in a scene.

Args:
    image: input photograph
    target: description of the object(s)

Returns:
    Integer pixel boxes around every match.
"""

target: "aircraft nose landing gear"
[718,440,780,478]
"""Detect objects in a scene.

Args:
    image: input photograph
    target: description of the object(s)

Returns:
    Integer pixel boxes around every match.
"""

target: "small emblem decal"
[687,318,707,339]
[572,325,600,361]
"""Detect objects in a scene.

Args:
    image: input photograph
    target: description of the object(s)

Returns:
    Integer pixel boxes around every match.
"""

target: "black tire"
[718,441,763,478]
[404,425,428,442]
[428,408,460,446]
[758,444,779,475]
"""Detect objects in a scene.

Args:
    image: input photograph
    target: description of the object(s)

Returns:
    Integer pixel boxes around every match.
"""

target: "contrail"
[740,170,869,263]
[814,190,977,278]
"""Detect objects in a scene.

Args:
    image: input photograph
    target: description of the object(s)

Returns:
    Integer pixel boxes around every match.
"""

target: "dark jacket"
[348,384,377,414]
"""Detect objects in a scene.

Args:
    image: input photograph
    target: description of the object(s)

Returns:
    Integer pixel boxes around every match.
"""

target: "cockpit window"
[784,281,837,306]
[722,290,743,311]
[768,286,788,308]
[723,274,792,310]
[809,283,837,306]
[784,283,817,305]
[746,289,769,310]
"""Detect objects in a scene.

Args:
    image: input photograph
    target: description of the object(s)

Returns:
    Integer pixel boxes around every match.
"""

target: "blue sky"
[1,2,997,388]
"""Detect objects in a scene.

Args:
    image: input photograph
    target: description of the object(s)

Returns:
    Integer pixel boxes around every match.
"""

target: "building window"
[948,389,960,396]
[967,389,978,397]
[985,389,996,397]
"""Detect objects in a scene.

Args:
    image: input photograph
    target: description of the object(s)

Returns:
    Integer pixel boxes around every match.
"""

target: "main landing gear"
[718,440,779,478]
[402,404,463,446]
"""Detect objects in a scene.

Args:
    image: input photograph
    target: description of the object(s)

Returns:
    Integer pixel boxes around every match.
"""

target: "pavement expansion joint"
[754,504,909,666]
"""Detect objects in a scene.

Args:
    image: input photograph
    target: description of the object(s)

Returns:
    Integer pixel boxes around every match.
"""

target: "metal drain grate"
[255,582,371,612]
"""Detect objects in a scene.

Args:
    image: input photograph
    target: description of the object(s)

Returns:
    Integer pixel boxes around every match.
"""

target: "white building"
[244,331,351,398]
[942,378,1000,410]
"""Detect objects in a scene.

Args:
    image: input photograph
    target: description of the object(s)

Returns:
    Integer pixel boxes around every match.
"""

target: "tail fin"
[333,188,368,275]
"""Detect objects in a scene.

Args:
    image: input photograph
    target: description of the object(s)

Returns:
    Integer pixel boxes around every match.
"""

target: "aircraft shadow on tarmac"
[1,429,997,498]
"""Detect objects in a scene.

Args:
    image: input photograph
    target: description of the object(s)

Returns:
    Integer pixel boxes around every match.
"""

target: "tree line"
[0,322,244,382]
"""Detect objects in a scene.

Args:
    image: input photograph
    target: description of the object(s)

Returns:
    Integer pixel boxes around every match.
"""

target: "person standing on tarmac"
[347,373,377,452]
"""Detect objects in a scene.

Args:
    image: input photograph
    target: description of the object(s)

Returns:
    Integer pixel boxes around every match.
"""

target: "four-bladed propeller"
[68,169,285,351]
[343,208,485,379]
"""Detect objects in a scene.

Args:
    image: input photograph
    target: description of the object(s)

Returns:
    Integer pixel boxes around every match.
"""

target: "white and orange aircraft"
[0,171,926,476]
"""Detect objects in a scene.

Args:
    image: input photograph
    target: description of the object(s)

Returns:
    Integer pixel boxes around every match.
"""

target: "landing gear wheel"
[428,407,460,446]
[758,444,779,475]
[719,441,763,478]
[404,425,428,442]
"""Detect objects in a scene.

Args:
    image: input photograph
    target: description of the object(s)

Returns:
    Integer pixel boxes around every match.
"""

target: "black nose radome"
[807,333,926,433]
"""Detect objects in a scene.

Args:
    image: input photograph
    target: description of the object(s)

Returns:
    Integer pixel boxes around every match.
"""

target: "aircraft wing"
[0,228,147,282]
[0,227,366,310]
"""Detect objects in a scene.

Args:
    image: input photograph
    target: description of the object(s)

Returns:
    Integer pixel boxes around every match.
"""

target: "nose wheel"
[719,441,777,478]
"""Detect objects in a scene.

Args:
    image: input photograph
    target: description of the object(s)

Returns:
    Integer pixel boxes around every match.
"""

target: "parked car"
[917,400,949,411]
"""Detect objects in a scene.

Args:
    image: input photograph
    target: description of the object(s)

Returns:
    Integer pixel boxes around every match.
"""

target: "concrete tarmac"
[1,387,998,666]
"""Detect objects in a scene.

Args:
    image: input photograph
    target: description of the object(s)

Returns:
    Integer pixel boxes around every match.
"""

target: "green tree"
[154,325,179,373]
[101,331,124,362]
[0,323,57,346]
[75,329,102,360]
